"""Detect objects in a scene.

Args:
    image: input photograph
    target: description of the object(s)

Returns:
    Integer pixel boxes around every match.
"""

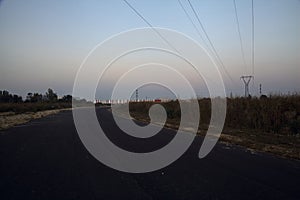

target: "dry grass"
[128,96,300,160]
[0,108,71,130]
[0,102,73,130]
[130,111,300,160]
[218,129,300,160]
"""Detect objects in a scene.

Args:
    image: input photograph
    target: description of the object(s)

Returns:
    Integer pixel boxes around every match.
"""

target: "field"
[128,95,300,159]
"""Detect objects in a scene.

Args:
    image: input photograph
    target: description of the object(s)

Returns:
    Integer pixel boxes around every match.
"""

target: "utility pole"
[241,75,253,97]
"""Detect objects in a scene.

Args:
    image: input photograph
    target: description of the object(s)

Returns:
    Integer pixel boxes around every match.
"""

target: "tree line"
[0,88,73,103]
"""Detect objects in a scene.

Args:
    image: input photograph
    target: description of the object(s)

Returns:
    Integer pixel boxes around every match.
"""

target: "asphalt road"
[0,107,299,200]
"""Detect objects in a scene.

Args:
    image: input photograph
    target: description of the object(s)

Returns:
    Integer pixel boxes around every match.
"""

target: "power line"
[186,0,235,83]
[177,0,210,51]
[251,0,255,93]
[239,0,255,97]
[123,0,152,28]
[123,0,179,53]
[122,0,221,87]
[251,0,255,77]
[233,0,247,73]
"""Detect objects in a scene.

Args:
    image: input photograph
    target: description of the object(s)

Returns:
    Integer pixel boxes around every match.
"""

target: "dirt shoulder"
[219,129,300,160]
[0,108,71,130]
[128,112,300,160]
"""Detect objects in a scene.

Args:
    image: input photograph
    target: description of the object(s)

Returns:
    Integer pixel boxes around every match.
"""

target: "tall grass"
[226,95,300,134]
[129,95,300,135]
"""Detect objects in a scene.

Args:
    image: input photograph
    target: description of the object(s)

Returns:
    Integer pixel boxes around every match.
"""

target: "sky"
[0,0,299,100]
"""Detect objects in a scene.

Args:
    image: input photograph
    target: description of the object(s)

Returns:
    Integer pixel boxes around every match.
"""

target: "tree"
[26,92,42,102]
[26,93,33,102]
[0,90,23,103]
[1,90,10,102]
[61,95,72,103]
[13,94,22,103]
[32,93,43,102]
[45,88,58,102]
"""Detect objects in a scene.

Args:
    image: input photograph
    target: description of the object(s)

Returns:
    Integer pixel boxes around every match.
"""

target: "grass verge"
[0,108,71,130]
[128,105,300,160]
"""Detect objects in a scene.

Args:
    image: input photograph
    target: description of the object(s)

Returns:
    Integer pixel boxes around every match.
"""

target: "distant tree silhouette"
[260,94,268,99]
[45,88,58,102]
[26,92,42,102]
[26,92,33,102]
[31,93,43,102]
[60,95,73,103]
[12,94,22,103]
[0,90,22,103]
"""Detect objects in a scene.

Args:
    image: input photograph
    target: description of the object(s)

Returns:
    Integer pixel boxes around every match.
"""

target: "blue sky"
[0,0,299,99]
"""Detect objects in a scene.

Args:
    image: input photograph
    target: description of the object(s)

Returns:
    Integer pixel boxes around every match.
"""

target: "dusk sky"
[0,0,299,100]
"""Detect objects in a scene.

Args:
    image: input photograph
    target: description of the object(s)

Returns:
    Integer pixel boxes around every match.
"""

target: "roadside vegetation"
[0,88,91,130]
[128,94,300,159]
[0,88,92,113]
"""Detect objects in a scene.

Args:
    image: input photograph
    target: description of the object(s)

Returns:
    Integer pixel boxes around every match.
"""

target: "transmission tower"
[241,75,253,97]
[135,89,138,102]
[259,83,262,95]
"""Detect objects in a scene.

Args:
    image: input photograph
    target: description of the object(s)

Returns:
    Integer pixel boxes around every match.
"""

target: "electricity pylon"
[241,75,253,97]
[135,89,138,102]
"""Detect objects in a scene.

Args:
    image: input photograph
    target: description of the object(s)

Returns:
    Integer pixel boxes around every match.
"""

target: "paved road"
[0,108,299,200]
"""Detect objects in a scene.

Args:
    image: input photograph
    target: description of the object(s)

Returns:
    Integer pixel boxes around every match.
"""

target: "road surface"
[0,107,299,200]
